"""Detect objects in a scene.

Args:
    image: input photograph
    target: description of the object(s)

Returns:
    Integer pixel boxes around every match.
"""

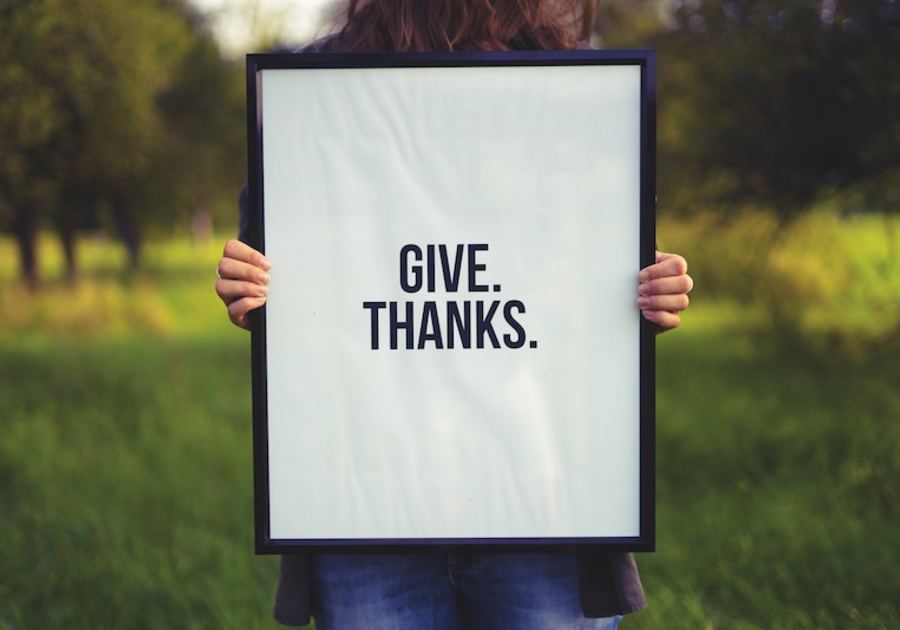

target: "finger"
[223,239,272,270]
[637,294,689,312]
[638,274,694,296]
[641,309,681,330]
[228,296,267,329]
[655,250,681,263]
[218,256,271,284]
[216,279,268,303]
[639,253,688,283]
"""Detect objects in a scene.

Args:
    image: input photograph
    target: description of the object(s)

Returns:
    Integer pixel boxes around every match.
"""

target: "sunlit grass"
[0,233,232,340]
[0,226,897,628]
[659,209,900,358]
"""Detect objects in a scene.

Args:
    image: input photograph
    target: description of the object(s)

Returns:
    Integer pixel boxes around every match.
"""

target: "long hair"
[329,0,598,52]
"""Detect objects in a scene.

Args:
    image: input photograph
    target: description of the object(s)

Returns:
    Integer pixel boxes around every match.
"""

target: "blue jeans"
[311,551,624,630]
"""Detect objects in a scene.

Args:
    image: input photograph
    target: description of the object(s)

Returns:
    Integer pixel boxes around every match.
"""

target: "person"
[215,1,694,628]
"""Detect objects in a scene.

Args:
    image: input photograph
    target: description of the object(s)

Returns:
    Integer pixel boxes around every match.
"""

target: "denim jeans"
[311,551,624,630]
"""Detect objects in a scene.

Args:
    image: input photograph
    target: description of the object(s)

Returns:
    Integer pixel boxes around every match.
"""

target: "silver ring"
[215,265,222,280]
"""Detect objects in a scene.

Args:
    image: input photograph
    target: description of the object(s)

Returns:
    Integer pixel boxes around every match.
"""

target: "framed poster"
[246,50,655,553]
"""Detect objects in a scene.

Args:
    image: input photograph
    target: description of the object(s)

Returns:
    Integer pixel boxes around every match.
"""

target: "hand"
[637,251,693,333]
[215,239,272,330]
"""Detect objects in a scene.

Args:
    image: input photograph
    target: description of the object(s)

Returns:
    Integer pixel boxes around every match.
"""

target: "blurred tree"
[0,0,190,278]
[156,26,246,244]
[590,0,671,47]
[0,1,62,287]
[653,0,900,218]
[0,0,243,283]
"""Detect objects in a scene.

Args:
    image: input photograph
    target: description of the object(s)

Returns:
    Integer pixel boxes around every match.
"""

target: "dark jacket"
[238,33,648,628]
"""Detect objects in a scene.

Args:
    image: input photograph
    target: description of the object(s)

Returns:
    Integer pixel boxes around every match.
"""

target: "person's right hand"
[215,239,271,330]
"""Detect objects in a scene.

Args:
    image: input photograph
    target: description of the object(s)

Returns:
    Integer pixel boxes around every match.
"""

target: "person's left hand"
[637,251,693,332]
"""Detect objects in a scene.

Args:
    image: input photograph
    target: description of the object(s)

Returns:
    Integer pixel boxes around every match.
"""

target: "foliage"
[591,0,671,46]
[155,33,247,238]
[0,0,186,222]
[659,207,900,358]
[3,0,899,286]
[587,1,900,219]
[653,0,900,217]
[0,0,244,279]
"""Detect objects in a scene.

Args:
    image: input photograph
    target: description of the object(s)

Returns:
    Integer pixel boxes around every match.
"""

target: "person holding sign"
[215,0,693,628]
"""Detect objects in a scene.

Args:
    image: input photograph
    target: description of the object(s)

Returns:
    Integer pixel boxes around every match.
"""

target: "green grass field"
[0,228,897,629]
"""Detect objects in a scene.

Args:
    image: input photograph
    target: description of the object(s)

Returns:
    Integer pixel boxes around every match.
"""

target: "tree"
[653,0,900,218]
[0,0,243,282]
[155,25,246,242]
[0,1,63,287]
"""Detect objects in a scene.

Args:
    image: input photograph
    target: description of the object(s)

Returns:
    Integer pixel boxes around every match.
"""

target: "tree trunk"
[59,213,78,284]
[14,207,39,290]
[114,204,140,269]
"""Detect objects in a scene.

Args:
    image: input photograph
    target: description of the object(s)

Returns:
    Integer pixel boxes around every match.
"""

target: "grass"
[639,326,898,629]
[0,337,277,629]
[0,228,897,628]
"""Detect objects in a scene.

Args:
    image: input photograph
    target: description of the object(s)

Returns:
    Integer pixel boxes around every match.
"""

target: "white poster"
[251,53,653,547]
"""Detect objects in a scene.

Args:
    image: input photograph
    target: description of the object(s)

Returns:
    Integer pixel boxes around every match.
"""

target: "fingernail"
[637,297,649,308]
[260,257,272,270]
[260,285,268,295]
[638,271,648,282]
[260,272,271,284]
[638,283,648,295]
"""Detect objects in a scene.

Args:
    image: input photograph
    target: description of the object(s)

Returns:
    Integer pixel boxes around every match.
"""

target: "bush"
[659,207,900,358]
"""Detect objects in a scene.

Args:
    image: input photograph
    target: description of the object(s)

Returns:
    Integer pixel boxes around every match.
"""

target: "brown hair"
[330,0,597,53]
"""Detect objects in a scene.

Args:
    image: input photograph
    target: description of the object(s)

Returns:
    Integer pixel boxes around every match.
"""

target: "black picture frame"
[246,49,656,554]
